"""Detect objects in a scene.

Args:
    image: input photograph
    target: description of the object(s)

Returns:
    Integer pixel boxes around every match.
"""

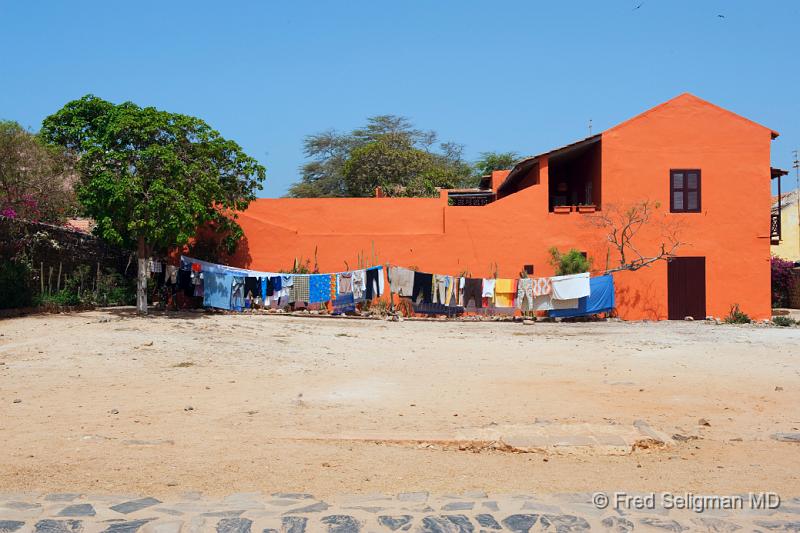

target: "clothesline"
[179,255,382,278]
[175,255,614,318]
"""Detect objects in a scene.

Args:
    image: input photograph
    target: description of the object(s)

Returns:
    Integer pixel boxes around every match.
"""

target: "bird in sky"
[718,14,726,18]
[633,2,644,10]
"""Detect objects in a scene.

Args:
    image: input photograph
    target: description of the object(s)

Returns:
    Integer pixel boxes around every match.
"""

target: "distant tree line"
[287,115,518,198]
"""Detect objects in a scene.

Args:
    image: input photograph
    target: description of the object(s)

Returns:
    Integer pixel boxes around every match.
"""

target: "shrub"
[32,265,134,308]
[95,271,135,306]
[772,315,796,327]
[771,256,796,308]
[724,304,751,324]
[548,247,591,276]
[0,259,34,309]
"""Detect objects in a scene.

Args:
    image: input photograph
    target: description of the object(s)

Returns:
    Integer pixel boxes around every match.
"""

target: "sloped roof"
[773,189,799,211]
[498,93,780,196]
[606,93,779,139]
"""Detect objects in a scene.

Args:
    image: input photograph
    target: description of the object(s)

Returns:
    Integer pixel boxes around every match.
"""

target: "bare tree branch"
[586,200,686,274]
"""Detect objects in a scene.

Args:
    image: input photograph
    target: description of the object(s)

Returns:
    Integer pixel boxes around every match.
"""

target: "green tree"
[288,115,471,197]
[0,120,78,223]
[473,151,518,176]
[41,95,266,314]
[548,247,592,275]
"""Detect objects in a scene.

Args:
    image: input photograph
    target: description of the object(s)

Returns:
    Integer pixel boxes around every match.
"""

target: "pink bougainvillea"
[771,255,797,308]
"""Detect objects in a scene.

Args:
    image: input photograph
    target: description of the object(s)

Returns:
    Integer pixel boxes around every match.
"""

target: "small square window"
[670,169,701,213]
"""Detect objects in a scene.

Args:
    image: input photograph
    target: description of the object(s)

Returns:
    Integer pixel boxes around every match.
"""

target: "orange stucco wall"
[231,94,775,320]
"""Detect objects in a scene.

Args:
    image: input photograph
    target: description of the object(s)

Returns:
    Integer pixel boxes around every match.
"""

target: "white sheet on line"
[550,272,591,300]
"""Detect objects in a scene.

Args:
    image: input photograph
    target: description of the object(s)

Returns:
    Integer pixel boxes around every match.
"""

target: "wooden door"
[668,257,706,320]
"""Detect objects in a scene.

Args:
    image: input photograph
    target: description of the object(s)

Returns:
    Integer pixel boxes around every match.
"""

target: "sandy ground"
[1,309,799,499]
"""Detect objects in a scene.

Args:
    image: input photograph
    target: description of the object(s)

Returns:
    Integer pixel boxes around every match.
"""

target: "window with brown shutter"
[670,169,701,213]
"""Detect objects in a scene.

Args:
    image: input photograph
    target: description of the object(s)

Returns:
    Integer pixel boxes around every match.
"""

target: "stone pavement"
[1,492,799,532]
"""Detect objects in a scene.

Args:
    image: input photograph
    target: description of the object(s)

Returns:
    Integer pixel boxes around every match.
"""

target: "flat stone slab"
[33,519,84,533]
[110,497,162,514]
[285,502,330,514]
[100,518,153,532]
[57,504,95,517]
[215,517,252,533]
[441,502,474,511]
[0,521,25,533]
[44,494,82,503]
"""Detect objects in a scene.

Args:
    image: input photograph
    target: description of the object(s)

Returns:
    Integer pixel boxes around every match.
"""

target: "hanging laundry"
[450,277,461,306]
[165,265,179,285]
[309,274,331,304]
[411,271,433,304]
[389,266,415,297]
[275,275,291,306]
[550,272,590,300]
[494,278,516,307]
[552,298,579,309]
[365,267,383,300]
[332,293,356,314]
[517,278,534,311]
[482,279,496,301]
[352,270,366,300]
[530,294,555,311]
[193,275,204,298]
[244,276,260,300]
[231,276,245,311]
[462,278,483,308]
[550,275,615,318]
[203,272,233,310]
[290,275,310,304]
[329,274,337,301]
[337,271,354,295]
[532,277,552,297]
[432,274,453,305]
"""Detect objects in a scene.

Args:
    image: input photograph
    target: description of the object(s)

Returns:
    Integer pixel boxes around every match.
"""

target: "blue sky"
[1,1,798,196]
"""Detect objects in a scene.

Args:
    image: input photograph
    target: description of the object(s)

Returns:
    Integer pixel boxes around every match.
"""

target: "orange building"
[233,94,781,320]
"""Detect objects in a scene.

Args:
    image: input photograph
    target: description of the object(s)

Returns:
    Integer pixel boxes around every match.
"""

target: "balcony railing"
[771,213,781,243]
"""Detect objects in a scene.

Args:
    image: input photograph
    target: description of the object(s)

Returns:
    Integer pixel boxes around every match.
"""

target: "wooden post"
[48,266,53,295]
[57,262,62,292]
[40,262,44,295]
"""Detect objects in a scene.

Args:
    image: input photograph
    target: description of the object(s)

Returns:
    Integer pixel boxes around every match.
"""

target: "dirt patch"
[1,311,799,498]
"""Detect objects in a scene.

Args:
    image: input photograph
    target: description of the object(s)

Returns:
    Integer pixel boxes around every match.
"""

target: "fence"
[0,217,134,309]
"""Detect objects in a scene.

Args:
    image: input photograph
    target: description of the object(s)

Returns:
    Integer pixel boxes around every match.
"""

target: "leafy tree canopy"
[288,115,472,198]
[40,95,266,313]
[473,151,518,177]
[40,95,266,256]
[0,120,78,223]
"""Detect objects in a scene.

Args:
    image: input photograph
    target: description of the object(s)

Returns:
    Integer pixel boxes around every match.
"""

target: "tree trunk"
[136,236,148,315]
